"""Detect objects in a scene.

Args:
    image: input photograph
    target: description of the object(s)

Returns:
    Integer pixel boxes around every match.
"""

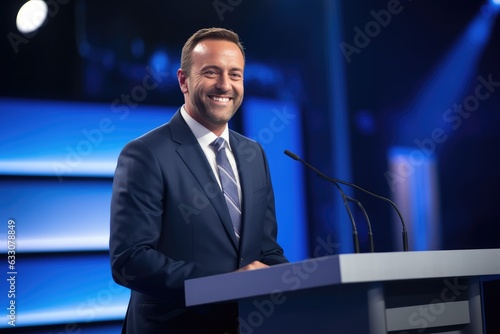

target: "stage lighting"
[16,0,48,34]
[389,0,499,251]
[491,0,500,6]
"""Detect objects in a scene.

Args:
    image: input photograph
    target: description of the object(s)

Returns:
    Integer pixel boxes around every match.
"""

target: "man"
[109,27,288,333]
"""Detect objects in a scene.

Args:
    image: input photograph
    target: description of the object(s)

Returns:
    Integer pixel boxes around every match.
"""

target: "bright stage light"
[491,0,500,6]
[16,0,48,34]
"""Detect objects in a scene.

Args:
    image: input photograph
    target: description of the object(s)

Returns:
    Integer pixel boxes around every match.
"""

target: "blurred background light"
[354,109,376,136]
[396,5,498,146]
[130,37,145,58]
[16,0,48,34]
[149,49,170,75]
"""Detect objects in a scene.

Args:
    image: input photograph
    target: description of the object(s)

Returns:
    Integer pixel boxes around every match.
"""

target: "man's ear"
[177,69,188,94]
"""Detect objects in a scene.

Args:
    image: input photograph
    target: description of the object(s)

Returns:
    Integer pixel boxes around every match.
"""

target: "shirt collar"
[180,105,232,150]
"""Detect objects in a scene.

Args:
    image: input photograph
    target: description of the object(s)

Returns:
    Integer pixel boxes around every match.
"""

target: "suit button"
[240,258,244,263]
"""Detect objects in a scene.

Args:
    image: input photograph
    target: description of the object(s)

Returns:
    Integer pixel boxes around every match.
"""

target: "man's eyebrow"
[199,65,243,72]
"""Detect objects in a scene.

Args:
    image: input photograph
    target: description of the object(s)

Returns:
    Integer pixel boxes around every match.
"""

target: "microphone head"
[284,149,299,160]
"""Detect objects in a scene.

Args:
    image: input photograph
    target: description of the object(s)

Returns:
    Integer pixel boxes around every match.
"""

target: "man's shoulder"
[117,123,172,159]
[138,121,171,141]
[121,116,179,155]
[131,109,183,146]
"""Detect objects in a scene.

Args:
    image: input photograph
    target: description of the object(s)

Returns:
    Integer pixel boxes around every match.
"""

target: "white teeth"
[211,96,230,102]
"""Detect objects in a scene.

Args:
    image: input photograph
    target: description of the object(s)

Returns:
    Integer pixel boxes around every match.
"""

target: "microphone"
[346,196,374,252]
[284,150,360,253]
[284,149,409,252]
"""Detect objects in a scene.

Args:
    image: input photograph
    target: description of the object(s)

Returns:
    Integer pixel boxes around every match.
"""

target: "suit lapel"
[169,111,240,251]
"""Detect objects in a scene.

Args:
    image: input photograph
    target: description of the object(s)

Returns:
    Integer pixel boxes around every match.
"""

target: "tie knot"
[211,137,226,152]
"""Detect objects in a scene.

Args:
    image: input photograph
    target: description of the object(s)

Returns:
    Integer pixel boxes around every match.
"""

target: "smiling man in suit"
[109,27,288,333]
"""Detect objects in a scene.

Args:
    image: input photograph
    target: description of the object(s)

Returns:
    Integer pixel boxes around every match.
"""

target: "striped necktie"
[211,137,241,239]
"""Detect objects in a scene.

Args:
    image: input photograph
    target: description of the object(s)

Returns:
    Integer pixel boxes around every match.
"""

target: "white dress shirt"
[180,105,242,202]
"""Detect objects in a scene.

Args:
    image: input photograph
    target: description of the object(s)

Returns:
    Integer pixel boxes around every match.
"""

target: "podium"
[185,249,500,333]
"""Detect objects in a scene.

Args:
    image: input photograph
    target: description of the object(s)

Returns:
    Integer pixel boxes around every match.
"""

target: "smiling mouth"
[209,96,232,102]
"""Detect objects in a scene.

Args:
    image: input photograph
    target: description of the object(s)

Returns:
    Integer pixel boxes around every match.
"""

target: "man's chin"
[209,115,234,125]
[208,108,237,122]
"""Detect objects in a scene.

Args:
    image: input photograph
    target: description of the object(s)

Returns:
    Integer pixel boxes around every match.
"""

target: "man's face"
[179,39,244,134]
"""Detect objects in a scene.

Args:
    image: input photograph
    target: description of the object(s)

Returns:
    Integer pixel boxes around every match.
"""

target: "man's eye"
[205,70,217,76]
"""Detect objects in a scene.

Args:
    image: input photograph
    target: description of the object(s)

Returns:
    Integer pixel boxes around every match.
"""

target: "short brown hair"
[180,27,245,75]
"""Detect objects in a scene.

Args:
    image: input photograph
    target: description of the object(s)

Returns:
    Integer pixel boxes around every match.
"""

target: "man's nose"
[215,73,230,91]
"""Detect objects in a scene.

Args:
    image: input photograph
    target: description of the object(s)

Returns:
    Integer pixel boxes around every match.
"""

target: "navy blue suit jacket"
[109,110,288,333]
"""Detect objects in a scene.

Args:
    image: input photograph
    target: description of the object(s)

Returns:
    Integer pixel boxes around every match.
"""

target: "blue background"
[1,0,499,332]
